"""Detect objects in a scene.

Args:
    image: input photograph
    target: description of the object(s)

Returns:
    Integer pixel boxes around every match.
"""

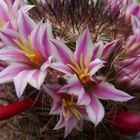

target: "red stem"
[0,99,37,120]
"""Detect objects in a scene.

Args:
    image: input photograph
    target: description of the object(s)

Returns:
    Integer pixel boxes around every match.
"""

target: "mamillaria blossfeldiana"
[0,0,140,139]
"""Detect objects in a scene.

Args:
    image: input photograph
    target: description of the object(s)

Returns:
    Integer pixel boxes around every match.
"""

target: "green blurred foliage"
[27,0,37,5]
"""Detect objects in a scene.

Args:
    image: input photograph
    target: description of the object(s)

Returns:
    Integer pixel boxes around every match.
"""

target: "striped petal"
[0,63,31,83]
[17,12,35,41]
[0,29,19,47]
[64,116,78,138]
[89,59,104,76]
[30,21,49,58]
[54,114,65,130]
[28,70,47,89]
[14,70,36,98]
[74,29,94,66]
[41,56,53,71]
[51,62,73,75]
[51,39,73,64]
[94,82,134,101]
[0,47,29,63]
[86,96,105,126]
[60,74,90,105]
[0,0,10,21]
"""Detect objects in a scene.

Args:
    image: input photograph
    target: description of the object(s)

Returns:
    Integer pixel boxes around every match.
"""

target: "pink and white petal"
[12,0,23,16]
[0,0,10,21]
[30,21,47,58]
[0,47,29,63]
[42,22,53,57]
[89,59,104,76]
[19,5,35,13]
[91,41,104,60]
[28,70,47,89]
[86,96,105,126]
[131,16,140,35]
[5,0,13,9]
[64,116,78,138]
[51,62,73,75]
[74,29,94,66]
[0,63,31,83]
[0,29,19,47]
[50,100,61,115]
[59,74,90,105]
[17,12,36,41]
[14,70,36,98]
[53,114,65,130]
[102,39,122,60]
[50,39,73,64]
[41,56,53,71]
[4,21,17,30]
[59,74,82,96]
[35,22,50,58]
[43,84,61,101]
[94,82,134,101]
[77,88,91,105]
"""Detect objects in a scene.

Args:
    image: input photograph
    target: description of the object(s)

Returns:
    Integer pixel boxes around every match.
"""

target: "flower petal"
[64,116,78,138]
[20,5,35,13]
[102,39,122,60]
[0,47,29,63]
[42,22,53,57]
[0,0,10,21]
[59,74,90,105]
[0,29,19,47]
[43,84,61,101]
[53,114,65,130]
[74,29,94,66]
[89,58,104,75]
[28,70,47,89]
[17,12,35,41]
[30,21,50,58]
[0,63,31,83]
[50,39,73,64]
[12,0,23,16]
[14,70,36,98]
[41,56,53,71]
[94,82,134,101]
[86,96,105,126]
[51,62,73,75]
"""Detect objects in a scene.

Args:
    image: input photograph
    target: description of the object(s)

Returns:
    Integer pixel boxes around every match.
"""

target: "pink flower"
[131,16,140,41]
[115,35,140,88]
[0,0,34,29]
[44,85,87,138]
[125,0,140,22]
[51,29,133,126]
[0,12,54,97]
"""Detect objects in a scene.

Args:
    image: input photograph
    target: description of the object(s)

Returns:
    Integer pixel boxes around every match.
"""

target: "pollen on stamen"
[13,35,45,68]
[0,18,5,28]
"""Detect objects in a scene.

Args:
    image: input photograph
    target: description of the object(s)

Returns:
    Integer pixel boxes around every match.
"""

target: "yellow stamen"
[70,54,81,71]
[62,97,83,120]
[0,18,5,28]
[67,64,80,75]
[13,34,45,67]
[68,53,91,84]
[80,54,84,70]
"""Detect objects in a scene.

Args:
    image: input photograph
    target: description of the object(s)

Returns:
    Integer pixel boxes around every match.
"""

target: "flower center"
[13,35,45,68]
[61,94,83,120]
[67,54,91,84]
[0,18,5,28]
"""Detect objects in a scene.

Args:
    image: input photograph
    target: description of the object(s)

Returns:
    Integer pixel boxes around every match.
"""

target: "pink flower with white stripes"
[0,0,33,29]
[44,85,88,138]
[51,29,134,126]
[0,12,54,97]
